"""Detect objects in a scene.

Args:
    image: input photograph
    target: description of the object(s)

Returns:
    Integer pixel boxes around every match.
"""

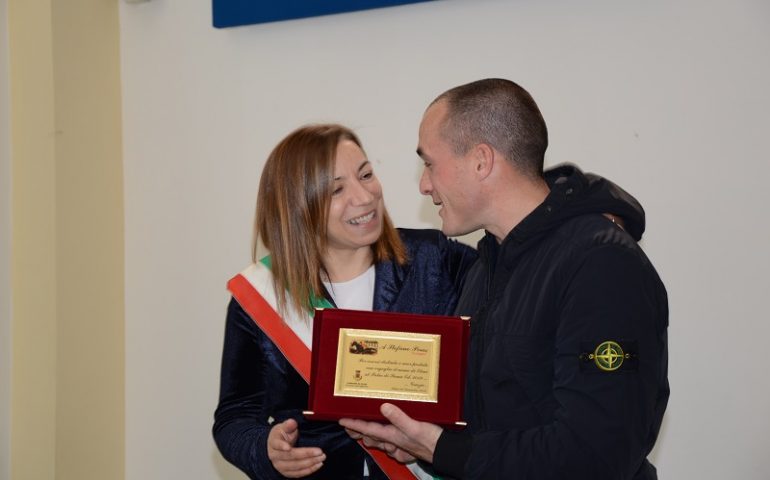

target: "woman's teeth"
[348,211,375,225]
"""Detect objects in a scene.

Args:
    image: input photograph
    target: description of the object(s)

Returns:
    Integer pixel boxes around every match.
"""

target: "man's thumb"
[380,403,408,428]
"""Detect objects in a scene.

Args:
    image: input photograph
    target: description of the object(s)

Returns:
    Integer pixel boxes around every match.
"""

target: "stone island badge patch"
[579,340,638,372]
[593,340,624,371]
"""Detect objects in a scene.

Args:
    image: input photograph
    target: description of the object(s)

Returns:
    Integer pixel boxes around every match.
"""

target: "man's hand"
[266,418,326,478]
[340,403,443,463]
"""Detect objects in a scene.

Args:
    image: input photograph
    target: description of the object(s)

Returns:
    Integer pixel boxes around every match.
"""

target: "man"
[340,79,669,479]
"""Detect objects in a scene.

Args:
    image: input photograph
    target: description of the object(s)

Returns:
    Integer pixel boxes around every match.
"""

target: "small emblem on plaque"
[349,340,378,355]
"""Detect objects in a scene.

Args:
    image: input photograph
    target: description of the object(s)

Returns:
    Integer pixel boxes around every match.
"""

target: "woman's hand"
[267,418,326,478]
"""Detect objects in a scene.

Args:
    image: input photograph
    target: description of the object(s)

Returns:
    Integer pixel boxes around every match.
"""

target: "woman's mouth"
[347,211,375,225]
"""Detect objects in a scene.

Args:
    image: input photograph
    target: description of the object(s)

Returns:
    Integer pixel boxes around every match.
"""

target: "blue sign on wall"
[213,0,436,28]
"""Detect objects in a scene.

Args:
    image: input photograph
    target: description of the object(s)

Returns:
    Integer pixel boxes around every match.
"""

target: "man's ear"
[472,143,495,180]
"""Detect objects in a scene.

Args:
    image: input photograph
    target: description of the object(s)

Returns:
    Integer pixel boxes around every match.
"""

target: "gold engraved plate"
[334,328,440,402]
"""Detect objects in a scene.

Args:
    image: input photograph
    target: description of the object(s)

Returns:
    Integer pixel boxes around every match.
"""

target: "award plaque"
[304,308,469,429]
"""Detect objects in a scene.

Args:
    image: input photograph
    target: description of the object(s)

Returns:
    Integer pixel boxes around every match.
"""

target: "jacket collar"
[477,164,646,268]
[372,258,409,311]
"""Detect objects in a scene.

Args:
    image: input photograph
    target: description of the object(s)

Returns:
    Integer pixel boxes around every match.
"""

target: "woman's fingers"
[273,449,326,477]
[267,419,326,477]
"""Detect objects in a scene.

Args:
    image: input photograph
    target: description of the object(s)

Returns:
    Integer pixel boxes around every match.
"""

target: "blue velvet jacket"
[213,229,477,479]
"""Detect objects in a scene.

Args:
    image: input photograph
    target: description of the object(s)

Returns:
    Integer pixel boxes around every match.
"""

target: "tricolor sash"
[227,259,418,480]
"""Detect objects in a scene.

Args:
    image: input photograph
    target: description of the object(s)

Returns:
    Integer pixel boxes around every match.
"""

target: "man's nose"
[419,168,432,196]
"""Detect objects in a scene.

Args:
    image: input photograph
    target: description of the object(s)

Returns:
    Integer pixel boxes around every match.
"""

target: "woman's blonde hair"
[253,124,407,315]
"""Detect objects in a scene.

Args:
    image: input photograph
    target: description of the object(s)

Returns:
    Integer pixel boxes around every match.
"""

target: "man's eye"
[361,171,373,180]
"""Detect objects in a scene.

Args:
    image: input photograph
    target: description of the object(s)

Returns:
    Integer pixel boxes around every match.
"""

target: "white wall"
[119,0,770,478]
[0,0,12,477]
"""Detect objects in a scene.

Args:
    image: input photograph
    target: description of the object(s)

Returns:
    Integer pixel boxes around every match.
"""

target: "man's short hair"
[433,78,548,179]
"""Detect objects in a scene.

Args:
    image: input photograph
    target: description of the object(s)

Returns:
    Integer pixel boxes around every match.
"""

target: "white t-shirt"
[323,265,375,311]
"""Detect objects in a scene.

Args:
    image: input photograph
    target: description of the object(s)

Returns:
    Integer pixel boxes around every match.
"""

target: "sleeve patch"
[579,340,638,373]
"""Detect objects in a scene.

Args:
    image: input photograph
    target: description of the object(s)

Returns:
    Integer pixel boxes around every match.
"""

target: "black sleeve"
[436,245,669,479]
[433,429,472,479]
[212,298,281,480]
[438,232,478,294]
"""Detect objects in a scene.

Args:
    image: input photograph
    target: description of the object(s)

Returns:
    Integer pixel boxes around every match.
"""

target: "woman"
[213,124,477,479]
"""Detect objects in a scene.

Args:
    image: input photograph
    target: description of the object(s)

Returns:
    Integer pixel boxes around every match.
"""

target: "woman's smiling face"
[325,139,384,256]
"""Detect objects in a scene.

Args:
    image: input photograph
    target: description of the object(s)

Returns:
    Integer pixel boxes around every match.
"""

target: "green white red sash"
[227,259,418,480]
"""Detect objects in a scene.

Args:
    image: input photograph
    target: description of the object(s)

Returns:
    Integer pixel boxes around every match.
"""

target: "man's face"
[417,101,481,237]
[325,139,384,256]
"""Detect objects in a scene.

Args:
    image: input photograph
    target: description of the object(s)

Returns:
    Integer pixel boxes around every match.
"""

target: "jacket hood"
[545,164,646,241]
[479,164,646,259]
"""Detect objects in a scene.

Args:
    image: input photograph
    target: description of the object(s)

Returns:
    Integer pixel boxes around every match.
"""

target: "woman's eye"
[332,187,343,196]
[361,171,373,180]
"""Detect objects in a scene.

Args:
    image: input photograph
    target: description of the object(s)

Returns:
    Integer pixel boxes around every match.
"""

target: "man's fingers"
[339,418,367,432]
[392,448,416,463]
[344,427,363,440]
[380,403,412,431]
[344,404,416,439]
[340,409,439,463]
[340,417,396,441]
[361,435,381,448]
[361,438,416,463]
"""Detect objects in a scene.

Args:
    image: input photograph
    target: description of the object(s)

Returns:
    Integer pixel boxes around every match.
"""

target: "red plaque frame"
[305,308,469,429]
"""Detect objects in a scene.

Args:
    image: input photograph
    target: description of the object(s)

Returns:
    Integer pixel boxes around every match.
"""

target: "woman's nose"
[349,180,375,205]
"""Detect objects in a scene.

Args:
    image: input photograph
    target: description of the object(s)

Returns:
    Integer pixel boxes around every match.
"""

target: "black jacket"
[433,165,669,480]
[213,229,477,479]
